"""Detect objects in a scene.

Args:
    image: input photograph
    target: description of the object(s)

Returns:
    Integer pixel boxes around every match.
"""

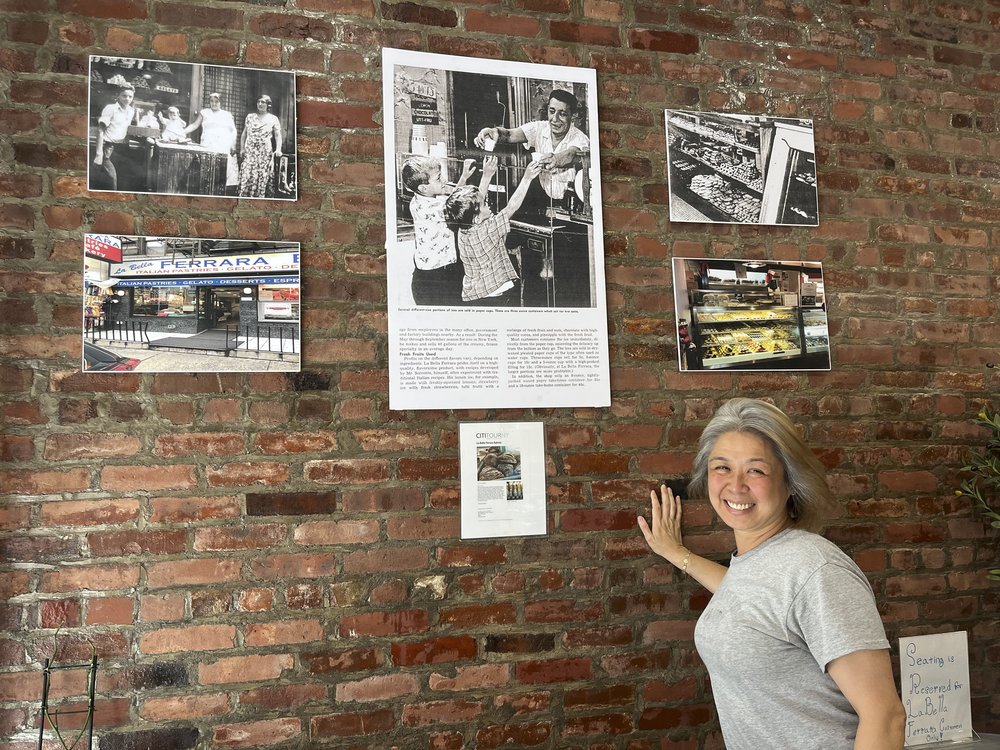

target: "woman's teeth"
[726,500,753,510]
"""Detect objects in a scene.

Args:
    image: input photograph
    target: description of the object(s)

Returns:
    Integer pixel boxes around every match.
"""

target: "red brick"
[440,604,517,628]
[100,465,196,492]
[41,564,139,593]
[146,558,243,589]
[516,658,592,684]
[140,624,236,654]
[466,9,540,36]
[305,459,391,484]
[342,546,428,574]
[0,468,91,494]
[294,519,379,545]
[239,683,325,711]
[253,431,338,453]
[200,654,293,685]
[88,530,187,557]
[140,693,231,721]
[249,553,338,580]
[43,433,141,460]
[777,48,838,70]
[298,101,378,128]
[206,462,289,487]
[149,496,241,523]
[383,2,456,26]
[402,699,484,726]
[86,597,134,625]
[339,610,430,637]
[194,524,285,552]
[154,432,245,457]
[244,620,324,647]
[311,708,395,738]
[627,27,698,53]
[213,718,301,748]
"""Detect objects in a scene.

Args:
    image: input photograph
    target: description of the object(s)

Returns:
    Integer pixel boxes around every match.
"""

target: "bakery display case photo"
[664,110,818,226]
[672,258,831,372]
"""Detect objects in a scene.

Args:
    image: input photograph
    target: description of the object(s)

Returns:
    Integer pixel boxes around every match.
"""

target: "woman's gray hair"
[687,398,835,532]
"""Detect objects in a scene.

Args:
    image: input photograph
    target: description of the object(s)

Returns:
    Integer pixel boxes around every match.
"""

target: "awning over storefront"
[112,275,299,287]
[88,278,120,289]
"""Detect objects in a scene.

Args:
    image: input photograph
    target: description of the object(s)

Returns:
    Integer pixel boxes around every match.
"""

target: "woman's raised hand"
[637,484,686,564]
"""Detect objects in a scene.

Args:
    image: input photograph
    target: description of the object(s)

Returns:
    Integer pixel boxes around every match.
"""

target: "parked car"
[83,342,141,372]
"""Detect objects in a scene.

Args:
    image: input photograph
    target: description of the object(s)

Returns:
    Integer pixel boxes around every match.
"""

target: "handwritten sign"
[900,631,973,746]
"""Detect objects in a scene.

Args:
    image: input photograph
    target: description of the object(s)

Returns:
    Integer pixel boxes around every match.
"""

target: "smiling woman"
[637,398,906,750]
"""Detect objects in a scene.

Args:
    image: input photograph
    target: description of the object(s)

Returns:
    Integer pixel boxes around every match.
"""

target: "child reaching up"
[401,156,476,305]
[444,156,543,306]
[158,106,189,143]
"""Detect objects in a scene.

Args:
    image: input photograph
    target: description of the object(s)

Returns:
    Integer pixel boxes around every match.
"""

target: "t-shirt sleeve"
[787,561,890,672]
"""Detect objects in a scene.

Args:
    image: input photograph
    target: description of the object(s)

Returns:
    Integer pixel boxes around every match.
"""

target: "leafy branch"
[956,407,1000,581]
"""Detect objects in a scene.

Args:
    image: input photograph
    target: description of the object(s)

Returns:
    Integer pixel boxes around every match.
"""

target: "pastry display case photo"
[672,258,831,372]
[665,110,819,226]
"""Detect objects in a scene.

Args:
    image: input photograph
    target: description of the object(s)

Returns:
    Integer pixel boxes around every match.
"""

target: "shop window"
[132,286,197,317]
[258,285,299,321]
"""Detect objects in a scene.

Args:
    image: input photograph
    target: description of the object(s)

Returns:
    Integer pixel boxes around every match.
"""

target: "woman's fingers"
[637,515,653,544]
[648,489,661,526]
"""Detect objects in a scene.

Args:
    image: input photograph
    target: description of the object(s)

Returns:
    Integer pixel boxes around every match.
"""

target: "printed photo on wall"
[83,234,300,373]
[672,257,831,372]
[87,56,297,200]
[460,422,546,540]
[383,47,611,411]
[664,111,818,226]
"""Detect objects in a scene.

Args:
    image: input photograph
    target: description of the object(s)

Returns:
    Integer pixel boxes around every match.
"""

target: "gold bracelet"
[680,549,691,575]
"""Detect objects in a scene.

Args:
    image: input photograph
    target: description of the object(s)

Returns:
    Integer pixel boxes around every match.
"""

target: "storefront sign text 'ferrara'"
[111,252,301,277]
[84,234,123,263]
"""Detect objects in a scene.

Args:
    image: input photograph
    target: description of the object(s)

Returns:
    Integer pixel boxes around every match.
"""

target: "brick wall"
[2,1,999,748]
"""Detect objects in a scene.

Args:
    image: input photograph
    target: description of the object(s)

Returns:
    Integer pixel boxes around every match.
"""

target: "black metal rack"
[38,654,97,750]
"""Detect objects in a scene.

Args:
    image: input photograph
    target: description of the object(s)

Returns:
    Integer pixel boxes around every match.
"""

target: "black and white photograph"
[665,110,818,226]
[383,48,611,412]
[673,257,831,372]
[83,234,300,373]
[385,48,602,309]
[87,56,296,200]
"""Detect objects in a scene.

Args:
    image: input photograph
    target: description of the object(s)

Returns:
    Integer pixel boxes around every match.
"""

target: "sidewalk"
[90,338,300,373]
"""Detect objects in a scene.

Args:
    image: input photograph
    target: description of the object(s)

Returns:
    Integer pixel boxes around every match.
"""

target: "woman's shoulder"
[777,528,855,568]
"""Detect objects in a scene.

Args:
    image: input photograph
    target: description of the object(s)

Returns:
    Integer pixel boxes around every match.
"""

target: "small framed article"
[460,422,546,539]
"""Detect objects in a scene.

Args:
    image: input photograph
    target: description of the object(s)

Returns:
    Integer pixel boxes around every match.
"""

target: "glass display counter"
[692,305,802,369]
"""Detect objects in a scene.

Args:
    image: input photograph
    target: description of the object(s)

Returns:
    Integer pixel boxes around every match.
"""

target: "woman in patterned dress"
[239,94,283,198]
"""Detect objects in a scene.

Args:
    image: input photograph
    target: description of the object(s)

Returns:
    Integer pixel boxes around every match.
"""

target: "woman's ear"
[786,495,799,520]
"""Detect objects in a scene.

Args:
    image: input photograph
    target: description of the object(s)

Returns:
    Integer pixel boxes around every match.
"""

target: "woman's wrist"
[678,548,691,574]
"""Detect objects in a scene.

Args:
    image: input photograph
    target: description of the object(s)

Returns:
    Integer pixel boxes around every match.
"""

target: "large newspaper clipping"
[383,48,610,410]
[459,422,546,539]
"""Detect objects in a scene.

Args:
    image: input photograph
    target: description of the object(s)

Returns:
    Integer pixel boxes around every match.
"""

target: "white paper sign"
[460,422,546,539]
[900,631,973,746]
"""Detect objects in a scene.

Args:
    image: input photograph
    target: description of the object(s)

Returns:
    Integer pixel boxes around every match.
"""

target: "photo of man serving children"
[386,49,603,310]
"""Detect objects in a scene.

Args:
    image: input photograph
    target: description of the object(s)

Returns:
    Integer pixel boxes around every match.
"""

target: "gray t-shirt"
[694,528,890,750]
